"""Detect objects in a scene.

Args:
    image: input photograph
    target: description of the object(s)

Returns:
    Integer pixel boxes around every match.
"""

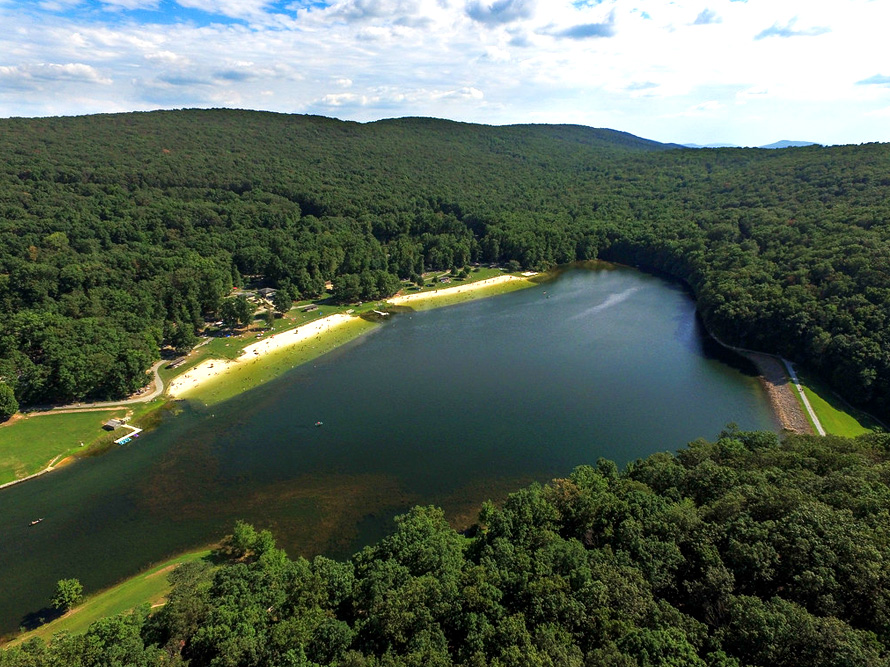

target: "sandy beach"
[387,274,527,305]
[166,313,354,398]
[167,276,530,398]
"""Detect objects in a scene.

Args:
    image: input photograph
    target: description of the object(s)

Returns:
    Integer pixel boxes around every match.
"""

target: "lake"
[0,263,776,636]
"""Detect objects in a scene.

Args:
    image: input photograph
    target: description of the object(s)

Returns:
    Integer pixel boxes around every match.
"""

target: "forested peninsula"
[0,109,888,421]
[4,429,890,666]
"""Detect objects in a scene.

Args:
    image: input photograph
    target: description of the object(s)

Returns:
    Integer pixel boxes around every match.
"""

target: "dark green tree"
[0,382,17,422]
[51,578,83,611]
[272,290,293,315]
[219,296,255,329]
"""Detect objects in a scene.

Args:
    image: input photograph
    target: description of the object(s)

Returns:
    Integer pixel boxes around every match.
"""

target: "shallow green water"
[0,264,775,636]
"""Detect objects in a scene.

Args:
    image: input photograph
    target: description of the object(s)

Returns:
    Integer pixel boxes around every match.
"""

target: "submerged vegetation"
[0,110,887,421]
[1,110,888,661]
[3,429,889,665]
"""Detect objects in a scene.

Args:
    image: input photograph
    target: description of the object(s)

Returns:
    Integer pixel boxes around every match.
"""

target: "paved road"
[23,360,167,416]
[782,359,826,436]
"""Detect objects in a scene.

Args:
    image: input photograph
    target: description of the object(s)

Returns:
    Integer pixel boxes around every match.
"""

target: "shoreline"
[167,274,535,400]
[0,273,540,489]
[745,352,814,435]
[166,312,354,398]
[387,274,530,306]
[705,330,814,435]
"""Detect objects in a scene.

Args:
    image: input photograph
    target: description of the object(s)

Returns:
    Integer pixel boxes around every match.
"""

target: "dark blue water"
[0,264,775,636]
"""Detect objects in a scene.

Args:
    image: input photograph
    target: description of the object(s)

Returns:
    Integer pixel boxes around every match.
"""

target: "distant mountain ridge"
[759,140,819,149]
[683,139,819,149]
[371,116,684,152]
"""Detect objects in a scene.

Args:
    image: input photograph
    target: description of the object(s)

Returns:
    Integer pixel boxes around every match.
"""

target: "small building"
[302,305,319,312]
[258,288,277,299]
[103,418,126,431]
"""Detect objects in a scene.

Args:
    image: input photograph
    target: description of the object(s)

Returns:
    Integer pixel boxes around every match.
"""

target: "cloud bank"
[0,0,888,146]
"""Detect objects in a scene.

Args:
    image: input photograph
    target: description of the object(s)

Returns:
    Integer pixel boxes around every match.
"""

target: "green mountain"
[0,110,887,421]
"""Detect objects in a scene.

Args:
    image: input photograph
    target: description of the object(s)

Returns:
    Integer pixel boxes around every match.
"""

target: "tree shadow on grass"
[19,606,63,632]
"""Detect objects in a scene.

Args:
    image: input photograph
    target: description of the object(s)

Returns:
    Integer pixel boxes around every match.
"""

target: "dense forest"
[3,429,889,665]
[0,110,888,420]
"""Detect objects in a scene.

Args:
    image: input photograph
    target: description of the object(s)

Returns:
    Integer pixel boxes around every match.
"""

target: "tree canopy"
[3,430,889,665]
[50,578,83,612]
[0,382,16,422]
[0,110,887,420]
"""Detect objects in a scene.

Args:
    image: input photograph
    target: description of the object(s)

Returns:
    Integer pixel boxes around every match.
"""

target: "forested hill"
[0,109,888,420]
[4,429,890,665]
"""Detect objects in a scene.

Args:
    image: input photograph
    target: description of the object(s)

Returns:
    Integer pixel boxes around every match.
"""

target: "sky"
[1,0,889,146]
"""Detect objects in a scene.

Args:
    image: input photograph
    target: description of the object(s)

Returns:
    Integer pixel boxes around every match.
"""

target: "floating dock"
[114,424,143,445]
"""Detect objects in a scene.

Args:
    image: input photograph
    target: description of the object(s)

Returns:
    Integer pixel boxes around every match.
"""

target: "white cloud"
[439,86,483,100]
[144,50,191,66]
[0,62,112,88]
[466,0,535,25]
[689,100,723,113]
[858,75,890,86]
[175,0,274,21]
[692,8,720,25]
[37,0,83,11]
[329,0,423,22]
[317,92,364,107]
[480,45,510,62]
[100,0,161,10]
[735,86,769,101]
[754,17,829,40]
[0,0,889,144]
[865,106,890,118]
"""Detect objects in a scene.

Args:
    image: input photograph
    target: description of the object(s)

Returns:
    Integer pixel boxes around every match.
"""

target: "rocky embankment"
[747,352,813,434]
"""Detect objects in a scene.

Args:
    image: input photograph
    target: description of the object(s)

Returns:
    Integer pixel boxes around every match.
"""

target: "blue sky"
[1,0,889,146]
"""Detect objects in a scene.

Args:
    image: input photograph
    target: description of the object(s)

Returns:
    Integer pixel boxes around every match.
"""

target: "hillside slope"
[0,110,887,419]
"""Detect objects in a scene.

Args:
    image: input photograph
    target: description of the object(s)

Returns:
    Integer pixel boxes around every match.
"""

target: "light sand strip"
[387,274,526,305]
[166,313,353,398]
[168,277,530,398]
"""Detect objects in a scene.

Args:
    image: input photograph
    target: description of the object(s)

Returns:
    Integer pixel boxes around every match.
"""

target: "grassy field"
[795,369,883,437]
[0,409,132,486]
[10,550,213,646]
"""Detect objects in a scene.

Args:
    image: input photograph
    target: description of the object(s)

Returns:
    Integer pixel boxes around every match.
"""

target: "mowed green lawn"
[11,550,213,646]
[0,409,128,485]
[797,370,883,437]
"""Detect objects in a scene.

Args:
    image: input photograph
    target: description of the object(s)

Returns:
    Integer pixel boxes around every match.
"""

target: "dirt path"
[54,360,166,409]
[17,360,167,419]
